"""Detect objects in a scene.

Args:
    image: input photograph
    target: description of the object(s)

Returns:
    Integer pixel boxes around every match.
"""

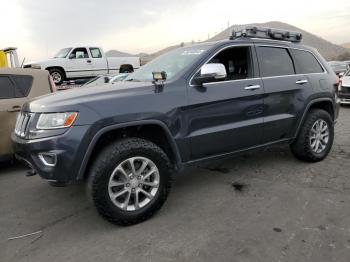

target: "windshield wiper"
[125,78,141,82]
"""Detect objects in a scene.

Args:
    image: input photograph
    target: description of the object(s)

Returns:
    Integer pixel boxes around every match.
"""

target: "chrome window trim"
[188,44,254,87]
[188,43,328,87]
[256,44,327,74]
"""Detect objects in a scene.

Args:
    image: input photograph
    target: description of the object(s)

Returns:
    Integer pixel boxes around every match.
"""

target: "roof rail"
[230,26,302,43]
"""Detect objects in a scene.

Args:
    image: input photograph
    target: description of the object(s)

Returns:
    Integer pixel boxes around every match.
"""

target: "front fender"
[76,120,183,180]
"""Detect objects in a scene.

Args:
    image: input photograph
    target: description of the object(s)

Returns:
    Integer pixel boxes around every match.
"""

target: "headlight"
[36,112,78,130]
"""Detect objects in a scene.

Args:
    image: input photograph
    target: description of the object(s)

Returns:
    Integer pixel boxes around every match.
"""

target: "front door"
[66,47,93,78]
[187,45,264,160]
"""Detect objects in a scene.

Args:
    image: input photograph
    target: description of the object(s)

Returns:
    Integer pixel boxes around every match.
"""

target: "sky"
[1,0,349,61]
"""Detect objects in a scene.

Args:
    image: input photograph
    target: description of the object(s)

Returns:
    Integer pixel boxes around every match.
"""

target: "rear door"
[89,47,108,76]
[66,47,93,78]
[256,45,312,143]
[0,75,32,156]
[187,45,264,160]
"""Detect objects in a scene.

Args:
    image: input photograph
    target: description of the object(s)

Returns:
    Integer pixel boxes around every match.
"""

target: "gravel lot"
[1,107,350,262]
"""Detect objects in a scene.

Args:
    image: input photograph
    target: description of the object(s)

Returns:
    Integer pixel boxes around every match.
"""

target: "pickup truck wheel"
[87,138,173,226]
[49,68,64,85]
[290,109,334,162]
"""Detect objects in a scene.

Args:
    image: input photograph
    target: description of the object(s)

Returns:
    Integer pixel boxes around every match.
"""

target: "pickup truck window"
[90,48,102,58]
[70,48,89,59]
[125,45,210,82]
[54,48,72,58]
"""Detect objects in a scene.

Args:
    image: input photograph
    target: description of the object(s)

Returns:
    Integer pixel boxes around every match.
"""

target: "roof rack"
[230,26,302,43]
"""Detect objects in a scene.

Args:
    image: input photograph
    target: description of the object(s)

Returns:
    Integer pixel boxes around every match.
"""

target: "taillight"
[49,75,57,92]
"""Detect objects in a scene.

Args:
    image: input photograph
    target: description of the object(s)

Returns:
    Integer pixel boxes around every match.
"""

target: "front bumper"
[12,125,91,184]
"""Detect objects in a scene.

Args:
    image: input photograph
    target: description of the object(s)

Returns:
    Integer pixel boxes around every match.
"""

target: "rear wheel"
[290,109,334,162]
[49,68,65,85]
[87,138,173,226]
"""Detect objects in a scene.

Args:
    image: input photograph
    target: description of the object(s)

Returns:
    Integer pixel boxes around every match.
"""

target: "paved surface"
[1,107,350,262]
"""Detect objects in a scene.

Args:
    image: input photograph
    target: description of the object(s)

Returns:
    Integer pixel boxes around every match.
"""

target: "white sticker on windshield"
[181,50,205,55]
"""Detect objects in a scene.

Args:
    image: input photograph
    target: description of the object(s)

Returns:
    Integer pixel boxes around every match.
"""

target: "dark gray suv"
[12,27,340,226]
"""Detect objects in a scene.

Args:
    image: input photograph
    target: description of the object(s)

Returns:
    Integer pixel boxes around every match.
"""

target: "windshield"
[125,45,211,82]
[54,48,72,58]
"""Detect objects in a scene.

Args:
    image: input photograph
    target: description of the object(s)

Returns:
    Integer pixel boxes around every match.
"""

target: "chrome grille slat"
[14,112,33,138]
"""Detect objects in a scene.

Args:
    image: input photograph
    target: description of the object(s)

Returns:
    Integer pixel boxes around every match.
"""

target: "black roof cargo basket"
[230,26,302,43]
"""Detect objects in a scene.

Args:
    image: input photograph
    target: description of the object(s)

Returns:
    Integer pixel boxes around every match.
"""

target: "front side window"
[258,47,295,77]
[125,45,211,82]
[206,46,253,81]
[0,76,15,99]
[70,48,89,59]
[293,49,324,74]
[90,48,102,58]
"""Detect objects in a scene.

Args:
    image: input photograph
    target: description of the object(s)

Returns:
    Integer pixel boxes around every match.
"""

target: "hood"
[24,58,66,69]
[24,81,156,124]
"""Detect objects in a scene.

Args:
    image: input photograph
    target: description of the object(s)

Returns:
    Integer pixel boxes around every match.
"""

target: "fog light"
[38,153,57,167]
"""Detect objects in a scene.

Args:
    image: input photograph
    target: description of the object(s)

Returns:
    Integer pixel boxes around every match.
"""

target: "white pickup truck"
[24,47,140,85]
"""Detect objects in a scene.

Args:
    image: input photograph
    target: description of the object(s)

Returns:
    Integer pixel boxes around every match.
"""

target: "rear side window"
[90,48,102,58]
[0,76,15,99]
[292,49,324,74]
[258,47,295,77]
[12,75,33,97]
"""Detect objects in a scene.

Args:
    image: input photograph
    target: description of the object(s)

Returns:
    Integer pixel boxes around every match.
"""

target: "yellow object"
[0,51,8,68]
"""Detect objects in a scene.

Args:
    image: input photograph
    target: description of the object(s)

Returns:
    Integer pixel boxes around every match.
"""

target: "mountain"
[143,21,348,62]
[341,42,350,49]
[209,21,348,60]
[105,50,136,57]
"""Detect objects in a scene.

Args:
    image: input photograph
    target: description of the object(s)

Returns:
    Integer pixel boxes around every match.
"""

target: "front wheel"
[49,68,65,85]
[290,109,334,162]
[87,138,173,226]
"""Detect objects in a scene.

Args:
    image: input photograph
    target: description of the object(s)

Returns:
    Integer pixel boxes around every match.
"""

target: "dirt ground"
[1,106,350,262]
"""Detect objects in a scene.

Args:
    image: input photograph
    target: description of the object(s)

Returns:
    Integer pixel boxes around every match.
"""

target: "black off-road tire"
[290,109,334,162]
[87,138,173,226]
[49,68,65,85]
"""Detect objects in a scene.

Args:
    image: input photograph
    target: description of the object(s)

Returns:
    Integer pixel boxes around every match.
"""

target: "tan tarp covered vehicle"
[0,68,54,161]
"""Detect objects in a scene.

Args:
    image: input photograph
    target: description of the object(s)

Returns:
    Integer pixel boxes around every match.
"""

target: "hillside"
[209,21,347,60]
[143,21,348,62]
[341,42,350,49]
[107,21,348,63]
[105,50,136,57]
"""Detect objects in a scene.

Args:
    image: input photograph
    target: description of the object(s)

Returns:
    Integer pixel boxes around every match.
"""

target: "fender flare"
[76,120,183,180]
[293,97,335,138]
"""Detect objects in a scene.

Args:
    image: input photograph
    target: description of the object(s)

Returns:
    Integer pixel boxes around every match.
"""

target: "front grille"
[14,112,34,138]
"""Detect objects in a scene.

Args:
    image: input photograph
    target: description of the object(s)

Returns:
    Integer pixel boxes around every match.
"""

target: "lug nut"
[126,183,130,187]
[132,188,135,192]
[137,176,141,180]
[139,184,142,187]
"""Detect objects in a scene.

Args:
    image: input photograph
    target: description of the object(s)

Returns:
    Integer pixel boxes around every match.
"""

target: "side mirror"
[69,53,75,59]
[193,63,227,85]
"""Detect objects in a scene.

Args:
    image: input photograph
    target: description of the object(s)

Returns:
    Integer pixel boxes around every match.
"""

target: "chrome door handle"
[296,79,308,85]
[244,85,261,90]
